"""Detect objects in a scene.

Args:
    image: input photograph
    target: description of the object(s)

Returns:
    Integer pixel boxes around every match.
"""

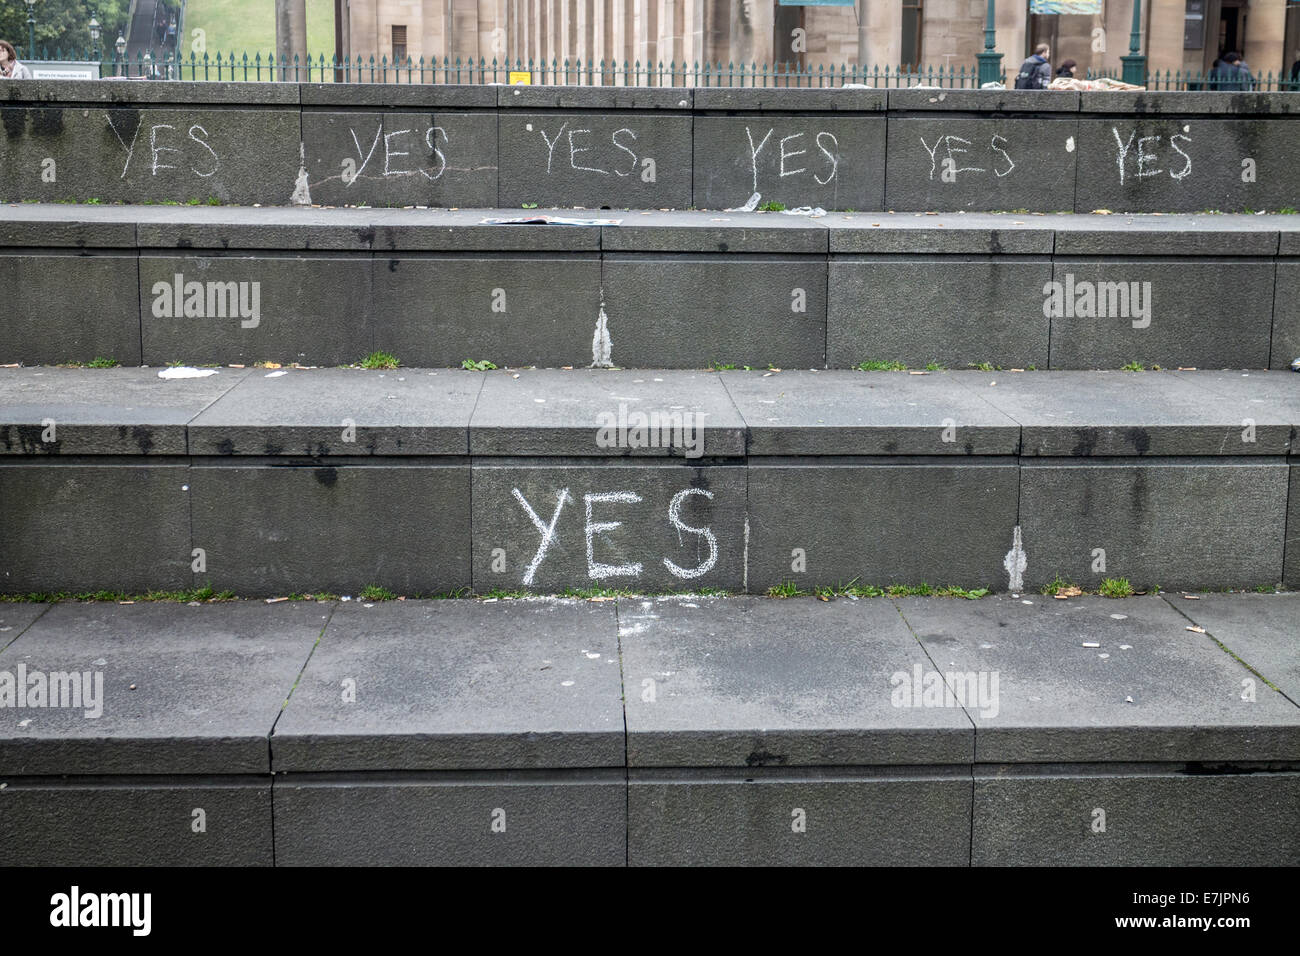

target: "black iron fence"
[14,49,1300,91]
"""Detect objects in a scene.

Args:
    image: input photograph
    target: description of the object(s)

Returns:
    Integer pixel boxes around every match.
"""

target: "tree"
[0,0,130,58]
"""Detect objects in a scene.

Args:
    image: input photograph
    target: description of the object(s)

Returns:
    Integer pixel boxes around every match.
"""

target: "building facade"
[332,0,1300,79]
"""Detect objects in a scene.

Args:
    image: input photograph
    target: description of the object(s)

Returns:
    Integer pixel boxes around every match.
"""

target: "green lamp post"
[1121,0,1147,85]
[976,0,1003,86]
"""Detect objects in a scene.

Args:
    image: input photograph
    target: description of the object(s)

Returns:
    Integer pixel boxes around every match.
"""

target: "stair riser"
[2,457,1294,594]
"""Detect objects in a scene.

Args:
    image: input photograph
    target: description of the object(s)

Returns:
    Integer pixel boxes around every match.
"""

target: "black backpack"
[1014,57,1045,90]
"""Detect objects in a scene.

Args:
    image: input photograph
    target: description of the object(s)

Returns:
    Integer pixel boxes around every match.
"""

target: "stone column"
[1244,0,1286,76]
[996,0,1027,75]
[859,0,902,67]
[1147,0,1185,76]
[275,0,308,76]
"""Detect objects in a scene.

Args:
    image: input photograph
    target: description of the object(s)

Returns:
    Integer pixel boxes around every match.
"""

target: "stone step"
[1,366,1297,594]
[2,82,1298,213]
[2,206,1298,371]
[0,593,1296,865]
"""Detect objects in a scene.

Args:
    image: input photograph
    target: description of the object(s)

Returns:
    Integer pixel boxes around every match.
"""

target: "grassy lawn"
[183,0,336,59]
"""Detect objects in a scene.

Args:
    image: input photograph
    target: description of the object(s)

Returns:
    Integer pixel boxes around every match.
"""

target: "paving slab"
[747,460,1019,590]
[470,368,743,457]
[0,80,301,107]
[0,252,142,365]
[1167,592,1300,704]
[896,593,1300,763]
[0,600,326,774]
[371,254,602,368]
[694,88,887,113]
[1169,369,1300,437]
[959,370,1293,455]
[1017,458,1289,591]
[883,116,1078,212]
[272,599,623,771]
[620,596,973,767]
[471,461,746,593]
[888,89,1082,114]
[301,83,496,109]
[301,110,497,208]
[692,114,886,212]
[0,210,135,248]
[1045,258,1275,369]
[0,603,48,653]
[720,370,1020,455]
[1273,262,1300,371]
[0,105,301,205]
[188,462,470,596]
[623,595,974,863]
[0,462,192,594]
[274,771,625,865]
[1074,118,1299,212]
[134,204,382,250]
[497,112,693,208]
[0,367,245,456]
[369,207,604,252]
[826,212,1054,254]
[826,256,1052,370]
[188,368,480,456]
[1049,214,1279,256]
[0,779,273,866]
[599,210,827,254]
[138,253,374,367]
[1290,464,1300,590]
[629,766,972,866]
[600,253,827,368]
[973,768,1300,865]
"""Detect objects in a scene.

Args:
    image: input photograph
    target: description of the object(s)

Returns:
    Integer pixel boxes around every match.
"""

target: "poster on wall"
[1029,0,1103,13]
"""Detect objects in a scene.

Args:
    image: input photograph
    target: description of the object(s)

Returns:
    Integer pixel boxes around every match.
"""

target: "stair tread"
[2,366,1296,458]
[0,594,1296,776]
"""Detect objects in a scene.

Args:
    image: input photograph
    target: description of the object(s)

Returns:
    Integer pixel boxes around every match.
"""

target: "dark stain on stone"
[964,440,975,455]
[132,426,155,456]
[2,106,27,139]
[717,241,729,253]
[357,227,376,248]
[314,466,339,487]
[215,438,235,455]
[263,442,283,456]
[988,230,1003,256]
[1125,426,1151,456]
[745,750,787,767]
[31,108,64,137]
[1070,428,1097,457]
[388,258,399,272]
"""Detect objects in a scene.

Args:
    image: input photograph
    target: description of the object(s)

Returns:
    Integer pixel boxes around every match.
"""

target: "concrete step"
[2,82,1298,213]
[1,593,1296,865]
[2,206,1298,371]
[1,366,1297,594]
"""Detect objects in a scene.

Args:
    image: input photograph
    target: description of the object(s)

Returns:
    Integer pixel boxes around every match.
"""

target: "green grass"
[968,362,997,372]
[1040,573,1073,597]
[1280,208,1298,215]
[1121,361,1145,371]
[1099,577,1135,598]
[923,361,946,371]
[87,357,120,368]
[758,200,787,212]
[359,584,397,601]
[710,362,739,371]
[857,360,907,371]
[183,0,336,61]
[0,587,235,604]
[461,359,497,371]
[360,351,399,369]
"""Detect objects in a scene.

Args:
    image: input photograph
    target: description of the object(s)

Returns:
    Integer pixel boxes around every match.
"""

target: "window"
[1184,0,1205,50]
[392,25,408,63]
[901,0,923,70]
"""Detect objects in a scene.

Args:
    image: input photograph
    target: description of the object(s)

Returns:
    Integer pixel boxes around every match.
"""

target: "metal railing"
[16,49,1300,90]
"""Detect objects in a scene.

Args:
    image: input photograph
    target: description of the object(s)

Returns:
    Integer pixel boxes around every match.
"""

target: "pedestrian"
[1055,59,1077,79]
[1214,51,1252,91]
[1289,51,1299,90]
[1015,44,1052,90]
[0,40,32,79]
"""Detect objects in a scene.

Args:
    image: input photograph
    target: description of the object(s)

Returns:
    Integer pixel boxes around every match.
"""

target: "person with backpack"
[1015,44,1052,90]
[1213,51,1253,90]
